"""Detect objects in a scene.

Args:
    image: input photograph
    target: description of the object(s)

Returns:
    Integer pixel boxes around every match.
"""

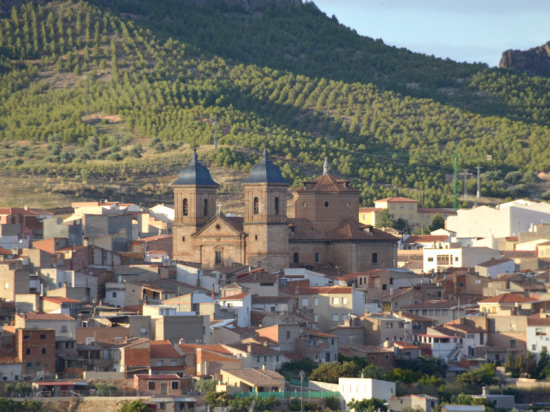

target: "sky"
[312,0,550,67]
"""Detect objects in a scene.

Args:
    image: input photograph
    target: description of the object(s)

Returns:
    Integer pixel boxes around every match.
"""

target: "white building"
[104,282,128,307]
[475,258,516,279]
[282,268,330,287]
[218,292,251,328]
[39,269,98,301]
[446,200,550,239]
[149,204,175,223]
[339,378,396,411]
[423,247,501,273]
[527,317,550,357]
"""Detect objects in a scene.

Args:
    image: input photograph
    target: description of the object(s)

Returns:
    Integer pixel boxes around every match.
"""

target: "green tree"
[194,379,216,393]
[428,213,445,232]
[455,363,498,388]
[310,361,361,384]
[348,397,387,412]
[375,209,395,229]
[117,400,151,412]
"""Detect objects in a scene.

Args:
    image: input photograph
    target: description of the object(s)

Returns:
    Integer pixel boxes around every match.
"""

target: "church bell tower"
[172,150,219,261]
[243,149,289,272]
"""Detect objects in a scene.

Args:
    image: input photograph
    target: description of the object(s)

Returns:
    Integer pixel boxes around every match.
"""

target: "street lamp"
[299,370,306,412]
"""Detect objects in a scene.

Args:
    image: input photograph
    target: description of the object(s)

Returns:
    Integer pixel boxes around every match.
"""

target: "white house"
[527,317,550,357]
[414,328,461,360]
[475,258,516,279]
[282,268,331,287]
[149,204,175,223]
[446,201,550,239]
[423,247,501,273]
[339,378,396,411]
[218,292,251,327]
[104,282,128,307]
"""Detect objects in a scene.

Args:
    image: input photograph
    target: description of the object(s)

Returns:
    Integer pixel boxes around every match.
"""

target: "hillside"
[1,0,550,211]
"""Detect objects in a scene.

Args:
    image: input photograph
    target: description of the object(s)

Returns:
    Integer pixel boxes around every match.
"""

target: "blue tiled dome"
[172,150,219,187]
[244,149,288,185]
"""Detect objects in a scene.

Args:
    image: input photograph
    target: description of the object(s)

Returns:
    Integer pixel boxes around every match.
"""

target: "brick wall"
[124,347,150,368]
[16,329,55,378]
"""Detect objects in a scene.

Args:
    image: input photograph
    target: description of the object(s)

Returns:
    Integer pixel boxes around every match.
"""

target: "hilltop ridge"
[500,42,550,77]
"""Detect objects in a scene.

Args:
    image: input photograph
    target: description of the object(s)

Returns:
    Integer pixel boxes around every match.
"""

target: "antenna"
[459,169,472,202]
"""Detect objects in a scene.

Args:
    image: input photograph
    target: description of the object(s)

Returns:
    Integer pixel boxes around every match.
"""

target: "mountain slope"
[0,0,549,210]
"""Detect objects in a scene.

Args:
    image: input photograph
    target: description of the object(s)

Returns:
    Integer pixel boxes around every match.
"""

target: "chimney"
[262,364,266,370]
[247,344,252,353]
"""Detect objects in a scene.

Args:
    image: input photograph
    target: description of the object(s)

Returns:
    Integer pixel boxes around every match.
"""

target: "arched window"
[274,197,279,215]
[204,199,208,216]
[253,197,259,214]
[183,199,188,216]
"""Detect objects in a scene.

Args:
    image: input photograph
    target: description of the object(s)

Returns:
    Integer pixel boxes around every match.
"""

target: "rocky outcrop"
[499,42,550,77]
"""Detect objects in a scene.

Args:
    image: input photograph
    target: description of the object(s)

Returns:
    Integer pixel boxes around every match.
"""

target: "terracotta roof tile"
[294,174,359,193]
[404,235,449,244]
[401,300,459,309]
[296,286,353,295]
[478,293,535,304]
[219,292,250,301]
[150,340,182,358]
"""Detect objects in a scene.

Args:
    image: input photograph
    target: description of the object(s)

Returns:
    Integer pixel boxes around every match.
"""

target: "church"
[172,150,398,274]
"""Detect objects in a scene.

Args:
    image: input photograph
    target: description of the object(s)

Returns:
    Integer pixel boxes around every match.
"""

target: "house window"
[271,306,276,312]
[26,349,31,355]
[204,199,208,216]
[61,326,67,333]
[342,314,348,321]
[275,197,279,215]
[182,236,185,241]
[293,253,299,263]
[40,334,46,339]
[286,331,290,339]
[386,323,393,328]
[42,349,46,355]
[4,283,8,289]
[254,197,259,214]
[372,253,378,263]
[276,356,279,362]
[172,381,179,390]
[442,310,448,316]
[422,310,428,316]
[342,298,348,305]
[390,278,393,285]
[215,250,222,265]
[314,315,319,322]
[324,201,329,208]
[141,327,147,336]
[510,340,516,348]
[536,328,547,336]
[429,310,434,315]
[112,292,117,298]
[435,310,441,316]
[332,297,339,305]
[314,297,318,306]
[332,314,339,321]
[26,362,32,368]
[315,252,320,263]
[257,357,261,362]
[148,382,155,390]
[23,335,29,340]
[382,284,387,291]
[183,199,188,216]
[301,298,308,307]
[428,257,434,262]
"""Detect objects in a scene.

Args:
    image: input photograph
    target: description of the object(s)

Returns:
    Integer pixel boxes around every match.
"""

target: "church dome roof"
[172,150,219,186]
[244,149,288,185]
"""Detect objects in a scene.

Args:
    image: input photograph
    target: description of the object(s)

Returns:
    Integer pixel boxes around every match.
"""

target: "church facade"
[172,150,398,274]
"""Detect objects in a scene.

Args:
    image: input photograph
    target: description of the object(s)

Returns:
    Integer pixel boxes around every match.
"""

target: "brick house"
[134,373,189,396]
[16,328,56,379]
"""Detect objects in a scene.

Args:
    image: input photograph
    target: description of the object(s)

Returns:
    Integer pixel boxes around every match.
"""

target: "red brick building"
[16,328,56,379]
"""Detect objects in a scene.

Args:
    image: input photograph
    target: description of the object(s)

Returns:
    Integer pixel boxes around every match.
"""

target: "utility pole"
[212,118,219,149]
[476,166,482,199]
[299,370,305,412]
[453,153,459,210]
[459,169,472,201]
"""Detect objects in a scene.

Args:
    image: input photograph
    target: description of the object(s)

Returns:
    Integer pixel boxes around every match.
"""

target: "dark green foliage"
[0,398,42,412]
[396,356,448,378]
[279,357,317,380]
[428,213,445,232]
[348,397,387,412]
[117,400,151,412]
[0,0,549,207]
[310,361,361,384]
[455,364,498,388]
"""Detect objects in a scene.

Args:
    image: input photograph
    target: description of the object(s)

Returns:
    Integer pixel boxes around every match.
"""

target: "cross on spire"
[217,202,223,215]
